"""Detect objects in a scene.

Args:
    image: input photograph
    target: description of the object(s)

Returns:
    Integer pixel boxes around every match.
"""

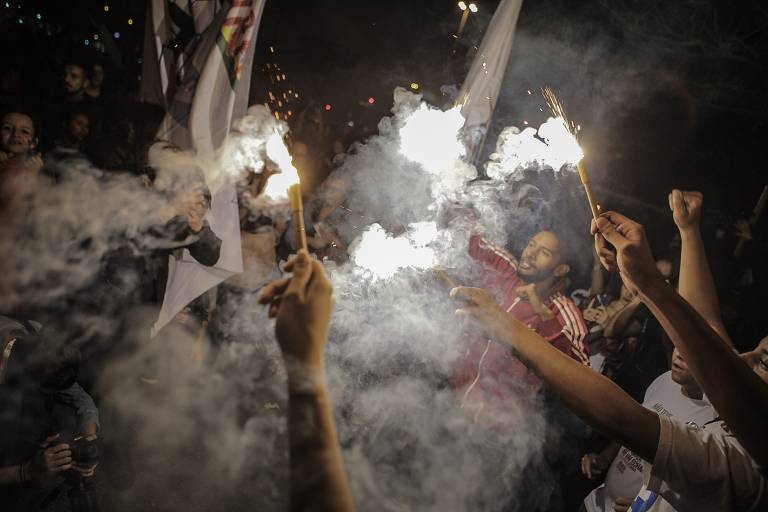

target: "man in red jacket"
[451,230,589,429]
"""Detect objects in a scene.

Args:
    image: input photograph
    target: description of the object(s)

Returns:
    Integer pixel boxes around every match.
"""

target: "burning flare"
[351,223,438,280]
[542,87,599,220]
[264,132,300,199]
[399,104,466,174]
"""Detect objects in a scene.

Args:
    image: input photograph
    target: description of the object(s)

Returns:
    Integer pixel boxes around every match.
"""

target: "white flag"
[149,0,266,336]
[459,0,524,158]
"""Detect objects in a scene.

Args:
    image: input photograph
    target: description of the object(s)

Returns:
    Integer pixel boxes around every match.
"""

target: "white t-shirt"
[583,371,715,512]
[630,415,767,511]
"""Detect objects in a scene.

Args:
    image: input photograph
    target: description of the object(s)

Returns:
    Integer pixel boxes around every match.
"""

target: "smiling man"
[450,229,589,429]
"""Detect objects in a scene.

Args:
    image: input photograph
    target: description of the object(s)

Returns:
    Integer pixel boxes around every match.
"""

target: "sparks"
[540,87,585,165]
[542,87,580,139]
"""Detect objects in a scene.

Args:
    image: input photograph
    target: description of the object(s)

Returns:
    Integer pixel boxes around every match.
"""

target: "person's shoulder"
[648,370,673,391]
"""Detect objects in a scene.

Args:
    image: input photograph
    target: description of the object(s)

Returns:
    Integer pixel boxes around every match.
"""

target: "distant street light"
[456,2,478,40]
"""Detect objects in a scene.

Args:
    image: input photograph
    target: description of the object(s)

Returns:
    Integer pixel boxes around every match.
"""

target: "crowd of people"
[1,50,767,512]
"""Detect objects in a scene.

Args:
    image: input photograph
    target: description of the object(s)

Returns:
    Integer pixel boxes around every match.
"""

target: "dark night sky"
[253,0,501,126]
[250,0,768,222]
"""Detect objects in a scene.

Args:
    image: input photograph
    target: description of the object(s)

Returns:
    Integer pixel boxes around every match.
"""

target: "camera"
[70,436,100,467]
[54,437,101,512]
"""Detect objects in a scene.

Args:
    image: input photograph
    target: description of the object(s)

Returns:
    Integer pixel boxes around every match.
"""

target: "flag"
[148,0,266,336]
[141,0,226,108]
[458,0,524,163]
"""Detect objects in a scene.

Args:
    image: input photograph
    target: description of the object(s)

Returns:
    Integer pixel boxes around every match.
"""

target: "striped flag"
[147,0,267,336]
[459,0,524,163]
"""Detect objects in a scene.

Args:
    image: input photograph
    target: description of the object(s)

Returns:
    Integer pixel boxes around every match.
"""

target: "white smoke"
[2,88,587,511]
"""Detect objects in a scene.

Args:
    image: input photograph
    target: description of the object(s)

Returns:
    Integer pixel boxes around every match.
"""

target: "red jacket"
[450,234,589,430]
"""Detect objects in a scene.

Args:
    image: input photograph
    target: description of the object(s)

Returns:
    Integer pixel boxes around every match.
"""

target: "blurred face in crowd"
[68,113,90,142]
[518,230,570,283]
[670,348,701,392]
[91,64,104,88]
[0,112,36,156]
[63,64,89,95]
[741,336,768,385]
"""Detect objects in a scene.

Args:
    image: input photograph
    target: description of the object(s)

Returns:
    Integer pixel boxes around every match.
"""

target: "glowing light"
[127,18,133,25]
[35,13,41,19]
[114,31,120,39]
[469,3,478,13]
[541,86,584,165]
[93,34,99,40]
[410,82,420,90]
[458,1,467,11]
[399,103,466,174]
[485,117,584,178]
[263,132,300,199]
[104,5,109,12]
[324,104,332,111]
[351,223,437,280]
[84,39,90,46]
[368,97,375,105]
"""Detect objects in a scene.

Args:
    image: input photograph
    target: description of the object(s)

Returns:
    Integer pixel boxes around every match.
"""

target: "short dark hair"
[63,58,93,81]
[537,227,573,266]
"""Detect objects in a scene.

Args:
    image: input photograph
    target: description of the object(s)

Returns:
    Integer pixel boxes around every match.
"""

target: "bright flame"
[399,104,466,174]
[485,117,584,178]
[538,116,584,165]
[263,132,300,199]
[540,86,584,164]
[351,223,438,280]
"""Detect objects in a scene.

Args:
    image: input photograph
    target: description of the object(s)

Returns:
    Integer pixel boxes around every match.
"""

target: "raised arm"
[669,190,732,345]
[451,287,660,462]
[469,234,519,271]
[259,251,354,512]
[593,211,768,467]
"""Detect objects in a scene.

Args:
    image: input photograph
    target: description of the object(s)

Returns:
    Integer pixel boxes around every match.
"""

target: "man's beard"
[518,271,548,284]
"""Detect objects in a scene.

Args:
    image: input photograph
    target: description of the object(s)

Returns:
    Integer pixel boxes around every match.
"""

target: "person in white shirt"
[581,348,715,512]
[629,335,768,512]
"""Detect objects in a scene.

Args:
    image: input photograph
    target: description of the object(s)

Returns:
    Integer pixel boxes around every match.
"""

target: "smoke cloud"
[3,86,590,511]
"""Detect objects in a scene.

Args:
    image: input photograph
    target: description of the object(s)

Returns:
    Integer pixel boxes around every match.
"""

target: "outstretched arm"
[593,211,768,467]
[452,287,660,462]
[669,190,732,345]
[260,252,354,512]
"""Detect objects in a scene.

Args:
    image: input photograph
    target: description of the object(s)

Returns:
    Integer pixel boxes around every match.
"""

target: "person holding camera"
[0,316,101,512]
